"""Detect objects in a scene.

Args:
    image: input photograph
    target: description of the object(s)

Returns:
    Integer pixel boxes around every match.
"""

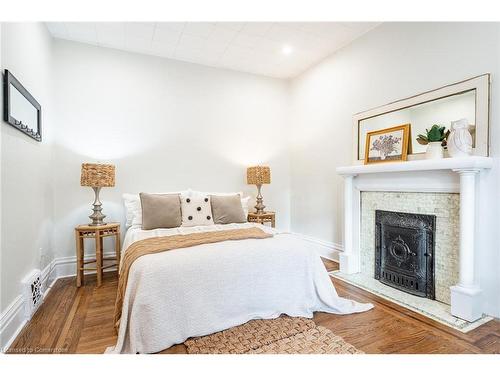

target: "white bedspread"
[107,223,373,353]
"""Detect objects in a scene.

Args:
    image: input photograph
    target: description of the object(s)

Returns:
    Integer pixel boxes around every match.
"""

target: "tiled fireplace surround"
[360,191,459,305]
[334,157,494,326]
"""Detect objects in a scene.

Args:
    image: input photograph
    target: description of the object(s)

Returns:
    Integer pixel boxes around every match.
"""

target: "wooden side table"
[247,211,276,228]
[75,222,121,287]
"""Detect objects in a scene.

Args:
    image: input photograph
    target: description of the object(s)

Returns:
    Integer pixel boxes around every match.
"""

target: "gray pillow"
[140,193,182,230]
[210,194,247,224]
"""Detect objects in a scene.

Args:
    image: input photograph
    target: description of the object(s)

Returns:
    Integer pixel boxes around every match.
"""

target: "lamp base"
[254,184,266,214]
[88,187,107,226]
[88,214,106,227]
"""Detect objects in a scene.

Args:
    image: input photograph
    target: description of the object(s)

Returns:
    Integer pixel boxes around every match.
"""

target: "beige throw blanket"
[114,227,273,327]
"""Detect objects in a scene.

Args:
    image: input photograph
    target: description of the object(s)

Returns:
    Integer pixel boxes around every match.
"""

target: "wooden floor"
[7,258,500,354]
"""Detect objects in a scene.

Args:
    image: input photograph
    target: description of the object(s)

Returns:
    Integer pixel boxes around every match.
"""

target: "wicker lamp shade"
[80,163,115,187]
[247,166,271,185]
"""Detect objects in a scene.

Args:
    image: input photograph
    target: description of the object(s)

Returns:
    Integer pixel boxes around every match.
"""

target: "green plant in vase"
[416,125,450,159]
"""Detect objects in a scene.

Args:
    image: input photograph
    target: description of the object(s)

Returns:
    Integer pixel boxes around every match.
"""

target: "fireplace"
[337,159,493,322]
[375,210,436,299]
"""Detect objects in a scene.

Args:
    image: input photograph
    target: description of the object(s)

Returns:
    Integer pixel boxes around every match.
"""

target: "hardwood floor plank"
[8,277,79,353]
[6,258,499,354]
[473,333,500,354]
[321,258,338,272]
[56,284,94,353]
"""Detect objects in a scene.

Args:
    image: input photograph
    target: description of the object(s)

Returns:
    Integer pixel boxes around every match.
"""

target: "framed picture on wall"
[364,124,410,164]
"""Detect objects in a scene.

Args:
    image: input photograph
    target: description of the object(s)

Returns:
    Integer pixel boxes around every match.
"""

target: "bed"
[107,222,373,354]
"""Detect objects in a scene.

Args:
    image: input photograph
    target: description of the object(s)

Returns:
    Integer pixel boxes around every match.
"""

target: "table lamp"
[80,163,115,226]
[246,166,271,214]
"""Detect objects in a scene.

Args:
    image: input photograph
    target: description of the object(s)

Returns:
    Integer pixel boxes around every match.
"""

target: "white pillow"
[123,191,185,228]
[241,196,250,217]
[123,193,142,227]
[180,191,214,227]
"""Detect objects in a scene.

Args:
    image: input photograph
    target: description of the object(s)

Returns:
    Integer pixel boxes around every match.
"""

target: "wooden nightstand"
[75,222,121,287]
[247,211,275,228]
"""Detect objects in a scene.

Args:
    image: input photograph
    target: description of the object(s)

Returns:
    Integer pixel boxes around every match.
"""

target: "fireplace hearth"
[375,210,436,299]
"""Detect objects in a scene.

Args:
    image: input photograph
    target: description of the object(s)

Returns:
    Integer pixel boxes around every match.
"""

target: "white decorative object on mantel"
[448,118,473,158]
[336,156,493,322]
[425,141,444,159]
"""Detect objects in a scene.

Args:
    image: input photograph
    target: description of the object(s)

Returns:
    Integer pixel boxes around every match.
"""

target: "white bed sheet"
[108,223,373,353]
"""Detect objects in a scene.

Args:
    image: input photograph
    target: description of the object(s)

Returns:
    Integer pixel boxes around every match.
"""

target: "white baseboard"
[0,295,26,352]
[0,251,116,352]
[52,251,117,280]
[290,232,343,262]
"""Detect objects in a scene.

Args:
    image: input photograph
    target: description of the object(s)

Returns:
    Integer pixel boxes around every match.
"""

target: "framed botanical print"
[364,124,410,164]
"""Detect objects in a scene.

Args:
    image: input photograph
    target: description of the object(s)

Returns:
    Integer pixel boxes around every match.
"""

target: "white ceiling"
[45,22,379,79]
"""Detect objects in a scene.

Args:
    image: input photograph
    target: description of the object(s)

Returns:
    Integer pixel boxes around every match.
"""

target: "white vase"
[448,118,473,158]
[425,142,443,159]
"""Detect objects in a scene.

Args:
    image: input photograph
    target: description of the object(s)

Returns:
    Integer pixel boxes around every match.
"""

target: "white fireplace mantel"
[336,156,493,322]
[336,156,493,176]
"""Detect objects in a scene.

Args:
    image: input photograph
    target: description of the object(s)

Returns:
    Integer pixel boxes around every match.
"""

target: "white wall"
[2,22,500,335]
[289,22,500,317]
[52,39,290,259]
[0,23,55,312]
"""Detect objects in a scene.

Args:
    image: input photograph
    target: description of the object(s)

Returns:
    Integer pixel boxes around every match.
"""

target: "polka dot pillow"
[180,192,214,227]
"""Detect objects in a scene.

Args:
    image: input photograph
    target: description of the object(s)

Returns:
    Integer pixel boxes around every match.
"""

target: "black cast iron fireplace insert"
[375,210,436,299]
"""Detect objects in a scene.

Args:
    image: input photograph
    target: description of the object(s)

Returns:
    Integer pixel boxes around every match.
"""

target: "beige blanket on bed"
[114,227,273,327]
